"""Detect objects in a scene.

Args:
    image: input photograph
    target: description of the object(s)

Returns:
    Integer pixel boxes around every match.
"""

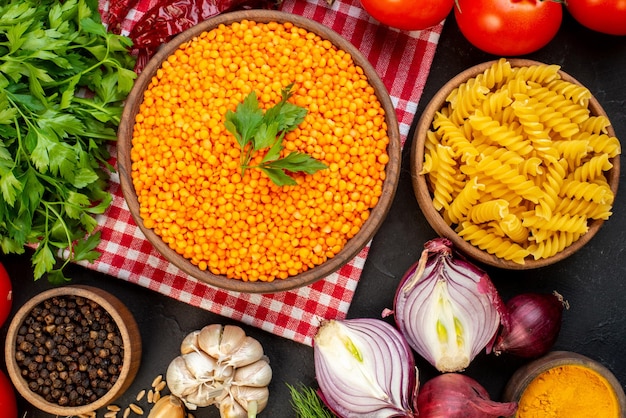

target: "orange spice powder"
[517,364,619,418]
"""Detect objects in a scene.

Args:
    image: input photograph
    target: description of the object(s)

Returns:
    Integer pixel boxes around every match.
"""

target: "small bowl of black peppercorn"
[4,285,142,416]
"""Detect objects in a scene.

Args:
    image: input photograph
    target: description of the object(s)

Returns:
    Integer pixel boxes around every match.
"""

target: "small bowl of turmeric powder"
[117,10,401,293]
[503,351,626,418]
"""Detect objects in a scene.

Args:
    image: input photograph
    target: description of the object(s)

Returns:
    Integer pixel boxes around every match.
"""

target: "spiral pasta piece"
[469,113,534,155]
[571,153,613,182]
[554,197,612,220]
[584,133,621,157]
[429,144,460,211]
[550,101,590,126]
[533,104,580,139]
[465,154,545,204]
[479,178,525,208]
[468,199,509,224]
[501,77,531,96]
[534,159,568,219]
[526,84,590,127]
[517,156,544,176]
[527,84,564,108]
[559,178,614,205]
[447,78,490,125]
[523,212,589,235]
[546,79,592,106]
[511,64,561,84]
[475,57,513,90]
[476,145,525,167]
[457,222,530,264]
[433,112,480,163]
[444,177,485,224]
[512,99,560,164]
[480,89,513,121]
[499,213,530,243]
[527,232,583,260]
[552,139,590,166]
[579,115,611,134]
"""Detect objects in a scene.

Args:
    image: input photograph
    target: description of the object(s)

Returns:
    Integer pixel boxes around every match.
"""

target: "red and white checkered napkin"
[90,0,441,346]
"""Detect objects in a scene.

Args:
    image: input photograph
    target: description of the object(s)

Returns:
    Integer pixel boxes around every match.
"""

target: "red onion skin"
[415,373,518,418]
[493,292,566,358]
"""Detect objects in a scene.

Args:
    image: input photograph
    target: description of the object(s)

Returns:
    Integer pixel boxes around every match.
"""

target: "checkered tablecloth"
[91,0,441,346]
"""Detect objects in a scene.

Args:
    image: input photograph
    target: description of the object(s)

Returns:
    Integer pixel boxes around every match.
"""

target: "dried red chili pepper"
[128,0,273,71]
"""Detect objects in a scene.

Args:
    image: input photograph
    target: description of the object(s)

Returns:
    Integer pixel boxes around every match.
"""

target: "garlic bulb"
[166,324,271,417]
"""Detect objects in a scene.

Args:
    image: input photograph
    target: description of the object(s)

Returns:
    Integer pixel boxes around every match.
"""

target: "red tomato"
[454,0,563,56]
[0,262,12,328]
[0,369,17,418]
[359,0,454,31]
[566,0,626,35]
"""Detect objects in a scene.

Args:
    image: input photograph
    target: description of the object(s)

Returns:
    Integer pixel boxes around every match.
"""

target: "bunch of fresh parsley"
[0,0,136,283]
[225,83,328,186]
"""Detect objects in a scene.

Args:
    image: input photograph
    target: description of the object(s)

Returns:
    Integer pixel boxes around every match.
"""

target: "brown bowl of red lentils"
[117,10,401,293]
[4,285,142,416]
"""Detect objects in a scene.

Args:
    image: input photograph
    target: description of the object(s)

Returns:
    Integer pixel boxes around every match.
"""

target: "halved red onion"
[313,318,418,418]
[393,238,507,372]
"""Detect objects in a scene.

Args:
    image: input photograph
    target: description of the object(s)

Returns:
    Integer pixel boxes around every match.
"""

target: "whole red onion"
[494,291,568,358]
[416,373,517,417]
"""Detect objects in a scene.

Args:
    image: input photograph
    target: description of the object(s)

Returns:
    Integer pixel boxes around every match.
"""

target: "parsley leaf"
[225,92,264,149]
[0,0,136,282]
[226,84,327,186]
[262,151,329,175]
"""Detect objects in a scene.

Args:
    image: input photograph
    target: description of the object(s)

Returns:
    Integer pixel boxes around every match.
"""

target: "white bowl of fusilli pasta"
[411,59,620,269]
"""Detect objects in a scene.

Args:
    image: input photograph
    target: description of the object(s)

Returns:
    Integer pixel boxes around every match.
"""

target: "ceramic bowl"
[117,10,401,293]
[411,59,620,269]
[503,351,626,417]
[4,285,142,416]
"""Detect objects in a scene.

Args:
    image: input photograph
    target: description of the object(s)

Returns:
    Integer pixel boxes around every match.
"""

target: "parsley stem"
[73,97,123,127]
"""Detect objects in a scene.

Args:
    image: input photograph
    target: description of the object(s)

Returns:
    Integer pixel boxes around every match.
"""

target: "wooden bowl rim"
[502,350,626,417]
[4,285,142,415]
[410,58,620,270]
[117,9,401,293]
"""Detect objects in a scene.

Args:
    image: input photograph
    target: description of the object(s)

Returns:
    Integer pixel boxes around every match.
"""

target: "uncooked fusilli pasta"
[421,58,621,264]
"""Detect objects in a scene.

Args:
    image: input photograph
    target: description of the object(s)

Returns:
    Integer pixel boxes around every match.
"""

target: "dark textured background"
[2,9,626,417]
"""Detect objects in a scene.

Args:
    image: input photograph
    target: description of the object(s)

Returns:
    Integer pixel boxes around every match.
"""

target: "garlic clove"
[217,325,248,359]
[197,324,224,359]
[219,395,248,418]
[233,359,272,388]
[167,356,203,398]
[147,395,186,418]
[180,330,201,354]
[183,351,218,380]
[225,336,264,368]
[198,324,248,360]
[230,385,269,415]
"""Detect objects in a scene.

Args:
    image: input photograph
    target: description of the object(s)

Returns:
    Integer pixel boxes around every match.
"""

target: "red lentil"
[130,20,390,282]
